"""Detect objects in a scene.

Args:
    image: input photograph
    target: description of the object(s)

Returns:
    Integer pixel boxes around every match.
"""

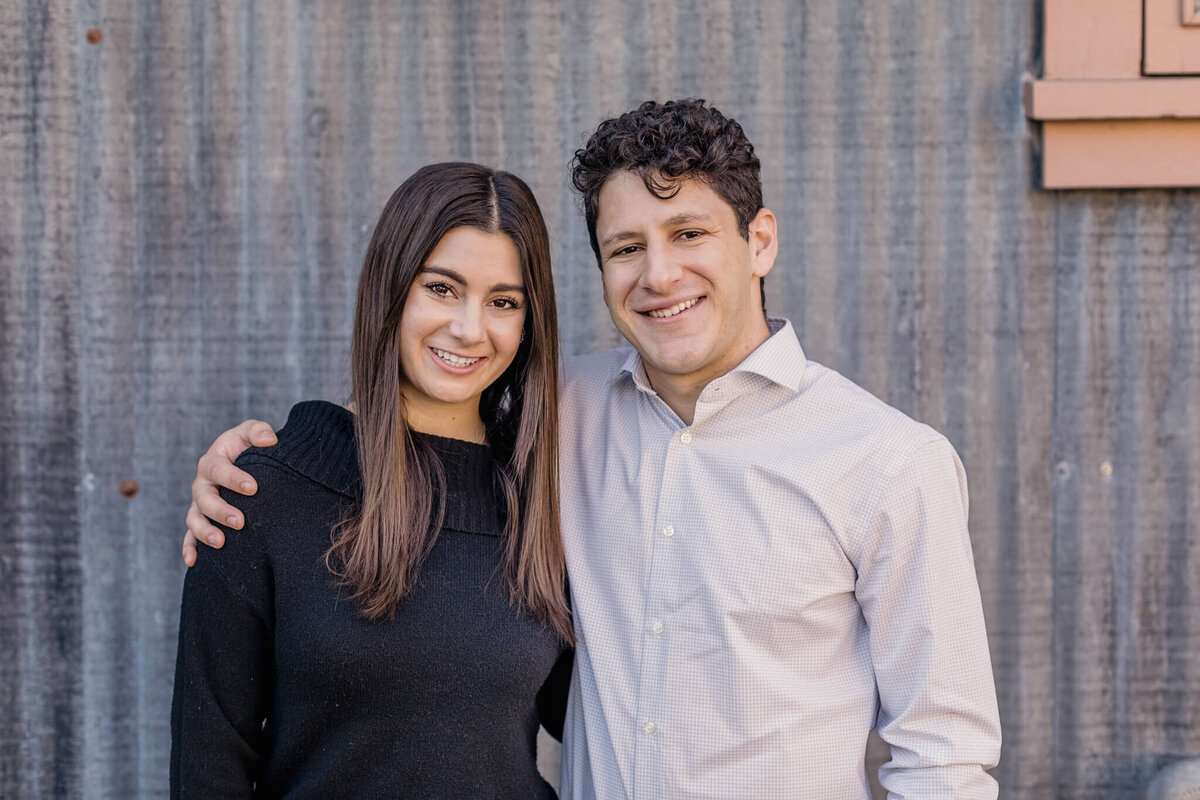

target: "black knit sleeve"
[170,458,285,798]
[535,647,574,741]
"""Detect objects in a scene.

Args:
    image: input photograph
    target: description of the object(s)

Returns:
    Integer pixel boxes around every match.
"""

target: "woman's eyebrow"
[417,265,466,283]
[419,266,525,294]
[417,266,463,284]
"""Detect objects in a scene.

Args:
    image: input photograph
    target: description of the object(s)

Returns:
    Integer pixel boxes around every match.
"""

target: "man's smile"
[643,297,702,318]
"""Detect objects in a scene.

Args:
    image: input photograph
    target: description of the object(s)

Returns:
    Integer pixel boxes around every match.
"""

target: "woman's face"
[397,226,527,437]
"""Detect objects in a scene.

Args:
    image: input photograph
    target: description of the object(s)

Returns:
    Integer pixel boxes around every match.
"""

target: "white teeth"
[433,348,480,367]
[647,298,700,318]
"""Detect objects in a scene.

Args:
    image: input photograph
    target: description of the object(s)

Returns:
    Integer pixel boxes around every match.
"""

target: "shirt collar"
[616,317,807,395]
[617,348,656,394]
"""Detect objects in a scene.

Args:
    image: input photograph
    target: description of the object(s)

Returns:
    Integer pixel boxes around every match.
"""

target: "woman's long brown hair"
[327,163,571,642]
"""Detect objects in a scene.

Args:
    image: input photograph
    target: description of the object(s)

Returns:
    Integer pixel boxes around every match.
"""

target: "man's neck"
[643,325,773,426]
[647,376,706,426]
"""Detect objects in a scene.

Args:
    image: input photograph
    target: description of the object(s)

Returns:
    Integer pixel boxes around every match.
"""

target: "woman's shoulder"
[209,400,359,555]
[234,400,360,500]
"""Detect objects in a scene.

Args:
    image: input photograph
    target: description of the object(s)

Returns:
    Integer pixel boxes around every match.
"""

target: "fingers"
[201,419,276,494]
[182,530,198,567]
[184,418,274,565]
[199,451,260,496]
[220,419,277,458]
[186,498,227,549]
[246,420,278,447]
[191,472,244,528]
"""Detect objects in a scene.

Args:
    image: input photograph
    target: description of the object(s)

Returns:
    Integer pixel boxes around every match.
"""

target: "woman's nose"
[448,302,486,344]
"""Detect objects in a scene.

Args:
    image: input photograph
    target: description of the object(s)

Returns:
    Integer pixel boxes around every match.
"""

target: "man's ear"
[749,207,778,279]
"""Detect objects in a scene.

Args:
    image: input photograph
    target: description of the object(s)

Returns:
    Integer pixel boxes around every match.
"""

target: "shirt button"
[662,524,675,538]
[644,722,656,735]
[651,621,664,635]
[679,431,693,444]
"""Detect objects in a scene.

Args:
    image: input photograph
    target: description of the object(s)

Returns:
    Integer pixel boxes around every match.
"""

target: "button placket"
[636,418,707,793]
[633,427,684,796]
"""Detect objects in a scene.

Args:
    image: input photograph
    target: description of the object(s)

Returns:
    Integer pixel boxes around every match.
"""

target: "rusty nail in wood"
[119,480,139,498]
[86,28,102,44]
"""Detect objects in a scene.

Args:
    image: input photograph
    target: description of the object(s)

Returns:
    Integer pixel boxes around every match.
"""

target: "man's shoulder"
[798,360,947,465]
[562,348,635,388]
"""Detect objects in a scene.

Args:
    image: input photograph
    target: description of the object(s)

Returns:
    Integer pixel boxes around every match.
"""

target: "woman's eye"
[425,281,453,297]
[492,296,522,310]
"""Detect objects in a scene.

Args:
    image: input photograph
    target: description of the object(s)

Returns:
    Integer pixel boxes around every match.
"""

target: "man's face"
[595,170,776,396]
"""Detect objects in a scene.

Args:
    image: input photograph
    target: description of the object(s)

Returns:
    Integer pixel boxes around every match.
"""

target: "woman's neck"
[402,401,487,445]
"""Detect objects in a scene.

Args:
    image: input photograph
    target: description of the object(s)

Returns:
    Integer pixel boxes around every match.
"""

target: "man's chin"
[641,351,706,381]
[627,334,700,366]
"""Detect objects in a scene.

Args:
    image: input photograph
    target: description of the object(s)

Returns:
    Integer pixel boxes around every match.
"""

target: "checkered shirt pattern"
[556,319,1001,799]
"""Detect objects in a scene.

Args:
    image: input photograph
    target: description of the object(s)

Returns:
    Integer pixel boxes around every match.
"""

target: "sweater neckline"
[264,400,506,537]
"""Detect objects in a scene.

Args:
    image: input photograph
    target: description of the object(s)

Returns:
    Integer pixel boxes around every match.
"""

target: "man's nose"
[638,241,683,291]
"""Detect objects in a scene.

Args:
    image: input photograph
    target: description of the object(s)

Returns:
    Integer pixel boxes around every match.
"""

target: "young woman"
[170,163,573,799]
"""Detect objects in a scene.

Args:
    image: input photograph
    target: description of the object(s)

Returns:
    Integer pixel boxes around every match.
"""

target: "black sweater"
[171,401,572,799]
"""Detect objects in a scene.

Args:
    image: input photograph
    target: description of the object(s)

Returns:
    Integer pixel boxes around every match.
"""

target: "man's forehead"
[599,168,690,198]
[595,171,729,230]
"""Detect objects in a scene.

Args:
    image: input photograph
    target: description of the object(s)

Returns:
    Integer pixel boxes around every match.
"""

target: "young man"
[184,100,1001,797]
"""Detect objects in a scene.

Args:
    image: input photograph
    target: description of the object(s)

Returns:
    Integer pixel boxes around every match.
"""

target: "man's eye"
[679,230,703,241]
[613,245,641,257]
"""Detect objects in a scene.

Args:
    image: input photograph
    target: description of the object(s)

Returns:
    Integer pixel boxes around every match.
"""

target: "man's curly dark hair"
[571,99,763,269]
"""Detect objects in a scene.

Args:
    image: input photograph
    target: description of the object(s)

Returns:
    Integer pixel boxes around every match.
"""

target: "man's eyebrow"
[418,266,525,294]
[599,230,638,249]
[599,212,716,249]
[664,211,714,227]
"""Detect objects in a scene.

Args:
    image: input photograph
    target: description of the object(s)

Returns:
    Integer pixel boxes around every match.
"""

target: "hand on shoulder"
[183,419,277,566]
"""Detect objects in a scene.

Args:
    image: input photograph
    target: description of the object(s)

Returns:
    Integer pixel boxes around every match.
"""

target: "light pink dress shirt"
[558,319,1001,799]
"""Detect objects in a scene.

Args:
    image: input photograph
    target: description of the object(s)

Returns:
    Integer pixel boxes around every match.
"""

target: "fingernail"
[227,515,239,528]
[240,481,254,493]
[207,534,222,547]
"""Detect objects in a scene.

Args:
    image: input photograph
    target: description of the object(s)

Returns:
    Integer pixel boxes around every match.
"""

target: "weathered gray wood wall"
[2,1,1198,797]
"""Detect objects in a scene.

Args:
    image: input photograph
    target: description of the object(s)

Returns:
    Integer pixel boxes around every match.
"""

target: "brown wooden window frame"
[1025,0,1200,188]
[1144,0,1200,73]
